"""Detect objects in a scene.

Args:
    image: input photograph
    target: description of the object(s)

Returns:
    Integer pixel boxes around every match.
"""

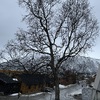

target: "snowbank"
[70,89,82,96]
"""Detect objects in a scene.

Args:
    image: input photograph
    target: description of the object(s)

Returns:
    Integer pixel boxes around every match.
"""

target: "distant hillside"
[0,56,100,73]
[62,56,100,73]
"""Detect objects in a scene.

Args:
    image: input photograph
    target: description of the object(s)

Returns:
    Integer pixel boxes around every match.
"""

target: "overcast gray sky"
[0,0,26,48]
[0,0,100,59]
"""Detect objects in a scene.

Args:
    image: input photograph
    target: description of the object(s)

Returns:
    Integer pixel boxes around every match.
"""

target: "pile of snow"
[9,93,19,96]
[59,84,66,89]
[13,78,18,81]
[70,89,82,96]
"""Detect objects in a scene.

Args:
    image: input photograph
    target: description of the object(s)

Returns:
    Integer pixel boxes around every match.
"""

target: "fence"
[82,87,100,100]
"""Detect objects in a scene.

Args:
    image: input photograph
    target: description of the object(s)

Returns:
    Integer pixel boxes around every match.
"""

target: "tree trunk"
[54,71,60,100]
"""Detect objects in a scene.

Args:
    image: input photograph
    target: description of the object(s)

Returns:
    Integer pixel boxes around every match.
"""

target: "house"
[59,70,77,85]
[0,73,20,95]
[15,73,54,94]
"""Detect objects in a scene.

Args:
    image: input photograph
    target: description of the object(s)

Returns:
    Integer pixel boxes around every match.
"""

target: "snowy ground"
[56,84,83,100]
[11,83,85,100]
[1,82,86,100]
[30,83,84,100]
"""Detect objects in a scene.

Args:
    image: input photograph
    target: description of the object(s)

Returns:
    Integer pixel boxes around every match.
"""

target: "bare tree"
[1,0,99,99]
[0,44,50,74]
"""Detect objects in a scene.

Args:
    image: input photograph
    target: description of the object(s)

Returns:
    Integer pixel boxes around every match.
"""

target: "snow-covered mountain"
[0,56,100,73]
[62,56,100,73]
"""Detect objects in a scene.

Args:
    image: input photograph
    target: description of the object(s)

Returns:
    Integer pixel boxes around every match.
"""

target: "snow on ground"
[59,84,83,100]
[7,82,86,100]
[9,93,19,96]
[70,89,82,96]
[59,84,66,88]
[33,82,84,100]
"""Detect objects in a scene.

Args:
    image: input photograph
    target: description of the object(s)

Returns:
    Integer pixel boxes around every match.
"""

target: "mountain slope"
[0,56,100,73]
[61,56,100,73]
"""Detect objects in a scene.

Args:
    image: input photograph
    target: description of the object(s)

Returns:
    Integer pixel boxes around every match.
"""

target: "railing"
[82,87,100,100]
[92,88,100,100]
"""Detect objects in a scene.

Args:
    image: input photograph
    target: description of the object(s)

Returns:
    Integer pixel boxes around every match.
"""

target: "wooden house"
[0,73,20,95]
[15,73,54,94]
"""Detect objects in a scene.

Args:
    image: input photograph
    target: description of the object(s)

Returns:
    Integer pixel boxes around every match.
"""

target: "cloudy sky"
[0,0,26,48]
[0,0,100,59]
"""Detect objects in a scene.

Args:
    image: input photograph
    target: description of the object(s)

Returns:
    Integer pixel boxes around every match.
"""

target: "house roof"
[17,73,52,86]
[0,73,18,84]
